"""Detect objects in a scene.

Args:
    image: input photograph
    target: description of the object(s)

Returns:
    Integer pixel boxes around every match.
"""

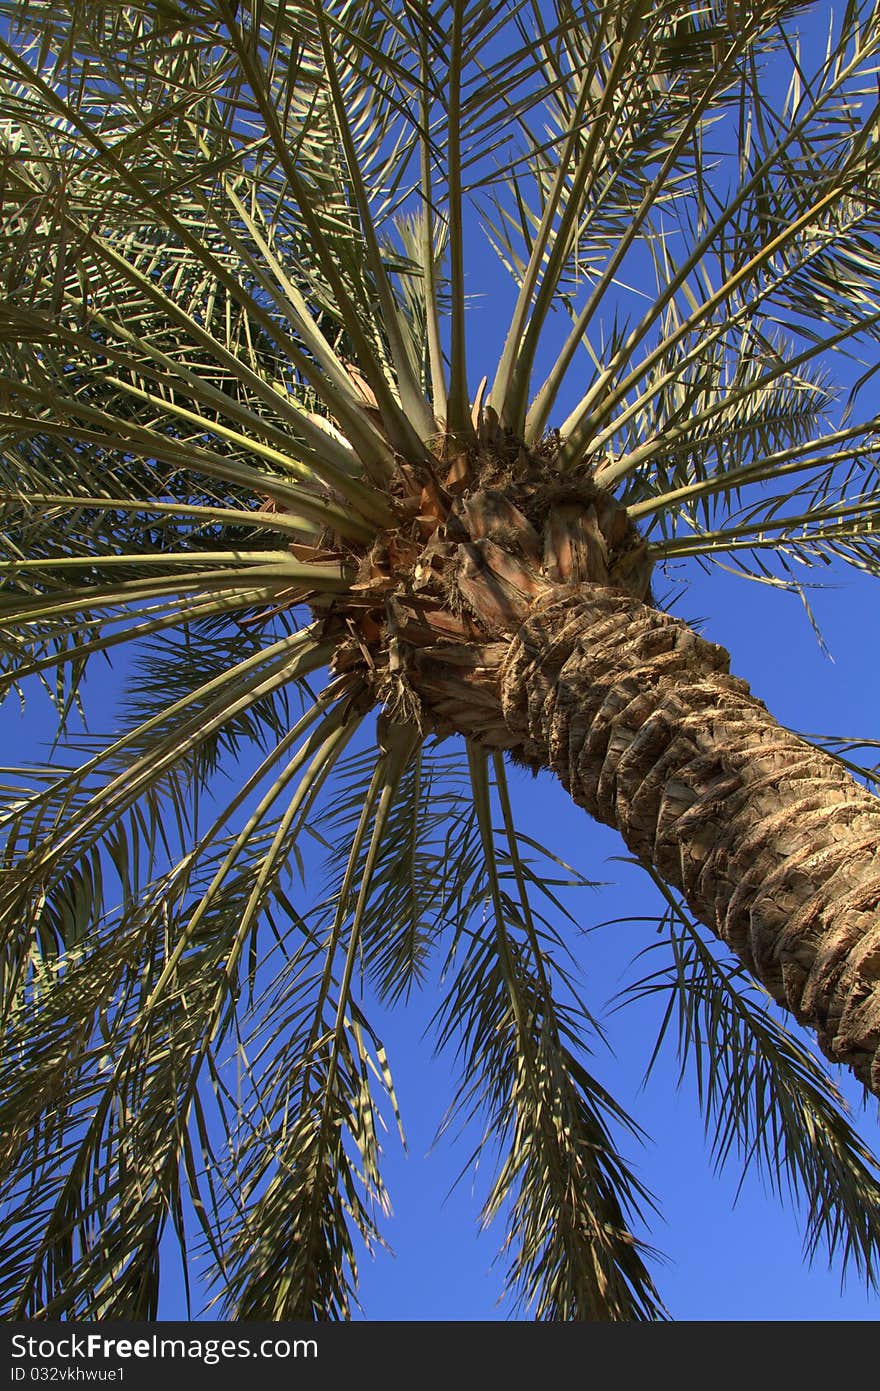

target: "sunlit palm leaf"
[1,0,880,1322]
[620,871,880,1282]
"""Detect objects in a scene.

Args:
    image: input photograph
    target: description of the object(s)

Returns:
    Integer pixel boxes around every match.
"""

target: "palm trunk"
[358,479,880,1095]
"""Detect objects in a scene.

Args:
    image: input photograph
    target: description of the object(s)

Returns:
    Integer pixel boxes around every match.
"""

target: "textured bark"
[407,583,880,1093]
[504,589,880,1090]
[327,467,880,1094]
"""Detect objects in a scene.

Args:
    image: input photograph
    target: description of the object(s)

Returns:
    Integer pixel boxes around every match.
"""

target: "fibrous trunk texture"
[494,587,880,1093]
[378,504,880,1095]
[326,460,880,1093]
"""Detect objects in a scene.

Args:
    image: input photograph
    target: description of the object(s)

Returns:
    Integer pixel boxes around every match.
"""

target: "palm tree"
[2,0,880,1321]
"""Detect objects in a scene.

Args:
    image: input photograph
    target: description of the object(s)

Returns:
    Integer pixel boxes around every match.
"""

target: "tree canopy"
[1,0,880,1320]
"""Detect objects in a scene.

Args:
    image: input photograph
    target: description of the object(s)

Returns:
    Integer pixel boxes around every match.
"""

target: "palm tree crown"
[2,0,880,1320]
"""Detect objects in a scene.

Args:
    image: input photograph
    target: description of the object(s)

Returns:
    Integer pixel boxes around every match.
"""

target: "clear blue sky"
[346,559,880,1321]
[6,0,880,1323]
[319,22,880,1314]
[15,523,877,1322]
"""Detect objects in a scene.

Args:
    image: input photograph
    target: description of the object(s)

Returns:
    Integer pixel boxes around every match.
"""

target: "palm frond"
[1,0,880,1323]
[620,871,880,1286]
[427,746,665,1320]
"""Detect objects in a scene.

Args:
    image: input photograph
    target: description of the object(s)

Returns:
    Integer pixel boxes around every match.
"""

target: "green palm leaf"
[621,871,880,1282]
[1,0,880,1322]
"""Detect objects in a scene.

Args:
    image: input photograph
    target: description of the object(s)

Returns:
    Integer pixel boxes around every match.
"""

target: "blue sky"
[5,0,880,1324]
[13,524,876,1322]
[344,559,880,1321]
